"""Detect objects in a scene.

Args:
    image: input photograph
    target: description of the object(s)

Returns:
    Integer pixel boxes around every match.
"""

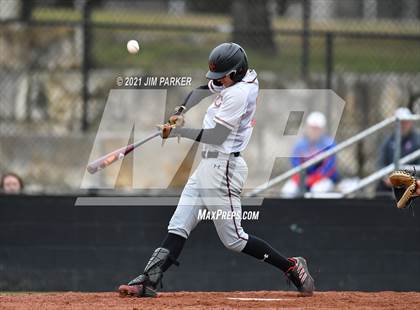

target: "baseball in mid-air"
[127,40,140,54]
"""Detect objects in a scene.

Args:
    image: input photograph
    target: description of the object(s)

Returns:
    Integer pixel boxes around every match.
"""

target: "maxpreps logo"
[76,89,345,206]
[197,210,260,221]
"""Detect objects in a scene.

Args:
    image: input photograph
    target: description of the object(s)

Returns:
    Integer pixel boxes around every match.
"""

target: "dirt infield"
[1,291,419,309]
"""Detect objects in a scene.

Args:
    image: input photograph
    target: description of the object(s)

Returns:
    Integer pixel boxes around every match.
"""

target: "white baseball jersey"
[203,69,258,154]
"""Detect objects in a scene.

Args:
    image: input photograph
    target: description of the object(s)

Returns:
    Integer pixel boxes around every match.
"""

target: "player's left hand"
[168,115,185,127]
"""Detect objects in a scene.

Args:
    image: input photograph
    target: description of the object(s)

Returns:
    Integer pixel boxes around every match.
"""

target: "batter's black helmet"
[206,42,248,82]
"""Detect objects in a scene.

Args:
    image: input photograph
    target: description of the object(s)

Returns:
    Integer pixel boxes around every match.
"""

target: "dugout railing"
[247,114,420,198]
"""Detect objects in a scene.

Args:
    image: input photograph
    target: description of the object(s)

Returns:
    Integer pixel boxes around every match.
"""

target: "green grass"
[33,8,420,35]
[33,8,420,73]
[91,30,420,73]
[334,38,420,72]
[33,8,230,27]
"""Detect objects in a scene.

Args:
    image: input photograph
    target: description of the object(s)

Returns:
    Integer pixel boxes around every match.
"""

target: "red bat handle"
[86,131,160,174]
[86,144,134,174]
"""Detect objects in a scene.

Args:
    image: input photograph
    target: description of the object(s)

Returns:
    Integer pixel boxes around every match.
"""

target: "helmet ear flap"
[231,66,247,82]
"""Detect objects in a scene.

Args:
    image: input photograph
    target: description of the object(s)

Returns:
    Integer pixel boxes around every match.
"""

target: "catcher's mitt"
[388,170,418,209]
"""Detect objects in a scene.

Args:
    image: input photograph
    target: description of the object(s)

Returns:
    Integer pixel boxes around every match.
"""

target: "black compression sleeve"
[172,123,231,145]
[160,233,186,272]
[242,235,293,272]
[175,85,212,115]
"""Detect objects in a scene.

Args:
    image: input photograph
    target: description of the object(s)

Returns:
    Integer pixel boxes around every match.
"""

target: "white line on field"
[227,297,293,301]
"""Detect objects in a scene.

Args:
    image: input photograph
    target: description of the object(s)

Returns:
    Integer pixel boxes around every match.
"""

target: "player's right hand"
[157,123,174,139]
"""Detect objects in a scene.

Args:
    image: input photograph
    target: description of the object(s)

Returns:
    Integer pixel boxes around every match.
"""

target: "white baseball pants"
[168,153,249,252]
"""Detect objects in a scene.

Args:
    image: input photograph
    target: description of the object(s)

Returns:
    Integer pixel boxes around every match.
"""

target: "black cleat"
[118,283,158,298]
[286,257,315,296]
[118,273,158,298]
[118,247,171,298]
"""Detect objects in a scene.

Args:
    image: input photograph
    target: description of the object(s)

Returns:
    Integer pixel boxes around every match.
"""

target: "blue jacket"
[290,135,338,187]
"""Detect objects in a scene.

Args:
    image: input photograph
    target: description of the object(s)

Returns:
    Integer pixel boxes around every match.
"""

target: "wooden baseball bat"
[86,131,160,174]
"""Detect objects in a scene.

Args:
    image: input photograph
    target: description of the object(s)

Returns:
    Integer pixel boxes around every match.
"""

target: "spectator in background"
[281,112,338,197]
[0,172,24,194]
[377,107,420,192]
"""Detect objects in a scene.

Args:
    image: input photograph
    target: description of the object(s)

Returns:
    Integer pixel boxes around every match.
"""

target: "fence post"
[81,0,91,132]
[325,32,334,89]
[325,32,334,133]
[20,0,33,22]
[301,0,310,81]
[393,118,401,169]
[298,169,306,197]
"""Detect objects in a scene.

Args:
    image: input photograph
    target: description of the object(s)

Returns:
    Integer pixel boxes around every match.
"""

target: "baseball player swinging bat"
[117,42,315,298]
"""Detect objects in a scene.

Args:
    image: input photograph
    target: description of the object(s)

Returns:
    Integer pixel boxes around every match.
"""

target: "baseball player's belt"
[201,151,241,158]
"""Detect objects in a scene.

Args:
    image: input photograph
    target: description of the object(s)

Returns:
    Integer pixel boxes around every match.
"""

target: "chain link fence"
[0,0,419,194]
